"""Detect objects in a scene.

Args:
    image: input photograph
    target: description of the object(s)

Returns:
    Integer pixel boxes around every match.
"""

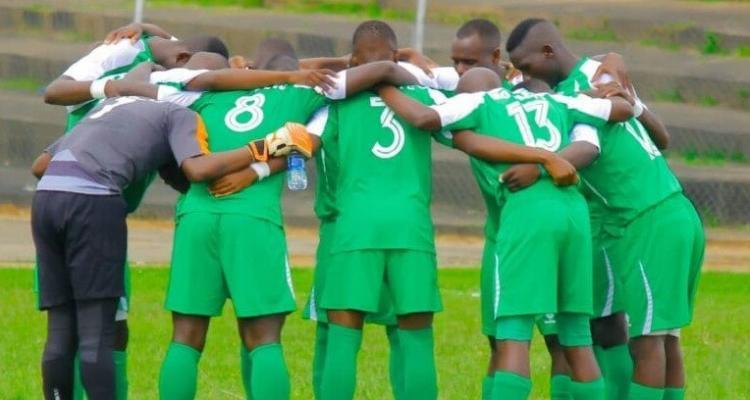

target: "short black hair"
[506,18,546,53]
[183,35,230,58]
[255,38,298,70]
[352,20,397,48]
[512,79,551,93]
[456,18,501,50]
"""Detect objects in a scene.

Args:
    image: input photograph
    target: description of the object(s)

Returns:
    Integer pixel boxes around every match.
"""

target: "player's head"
[182,35,230,58]
[184,52,229,70]
[512,78,552,93]
[350,20,398,66]
[451,19,501,77]
[254,38,299,71]
[506,18,569,88]
[149,37,192,69]
[455,67,502,94]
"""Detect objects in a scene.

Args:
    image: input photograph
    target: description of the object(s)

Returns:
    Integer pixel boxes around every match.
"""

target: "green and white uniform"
[156,70,334,317]
[319,86,447,315]
[433,87,614,333]
[556,58,705,336]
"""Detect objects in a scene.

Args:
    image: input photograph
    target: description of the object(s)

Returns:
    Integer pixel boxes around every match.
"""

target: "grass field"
[2,267,749,399]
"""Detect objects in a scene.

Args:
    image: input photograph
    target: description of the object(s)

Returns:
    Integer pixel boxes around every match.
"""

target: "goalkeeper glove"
[246,122,313,161]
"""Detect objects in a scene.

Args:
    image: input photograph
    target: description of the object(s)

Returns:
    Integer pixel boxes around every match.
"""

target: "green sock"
[599,344,634,400]
[551,374,573,400]
[249,343,290,400]
[481,375,494,400]
[73,354,85,400]
[386,326,405,400]
[320,324,362,400]
[569,377,605,400]
[662,387,685,400]
[626,382,664,400]
[159,342,201,400]
[113,351,128,400]
[312,323,329,400]
[240,346,252,400]
[492,371,531,400]
[399,327,437,400]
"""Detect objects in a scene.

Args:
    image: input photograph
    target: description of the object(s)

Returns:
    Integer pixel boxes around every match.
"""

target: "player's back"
[556,57,682,226]
[178,85,327,226]
[329,86,440,254]
[463,88,585,211]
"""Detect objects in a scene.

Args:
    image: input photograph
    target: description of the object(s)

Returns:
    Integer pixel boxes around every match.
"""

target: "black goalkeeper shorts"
[32,191,127,309]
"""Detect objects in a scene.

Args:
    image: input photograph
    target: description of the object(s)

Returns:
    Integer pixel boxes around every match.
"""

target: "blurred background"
[1,0,749,234]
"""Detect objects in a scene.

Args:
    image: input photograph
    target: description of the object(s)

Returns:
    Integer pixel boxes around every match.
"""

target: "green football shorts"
[591,226,630,319]
[303,220,397,325]
[621,194,705,338]
[481,237,497,336]
[321,249,442,316]
[166,212,296,318]
[493,193,593,318]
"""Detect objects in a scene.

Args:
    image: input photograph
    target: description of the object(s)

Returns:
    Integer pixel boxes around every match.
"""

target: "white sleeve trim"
[158,90,202,107]
[397,62,459,91]
[569,124,601,151]
[305,106,330,137]
[551,93,613,122]
[150,68,208,86]
[321,70,347,100]
[63,40,145,81]
[429,92,485,128]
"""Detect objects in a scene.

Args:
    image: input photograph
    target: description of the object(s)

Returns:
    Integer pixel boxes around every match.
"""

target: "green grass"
[566,24,618,42]
[1,267,749,399]
[653,88,686,103]
[0,77,44,92]
[677,149,748,165]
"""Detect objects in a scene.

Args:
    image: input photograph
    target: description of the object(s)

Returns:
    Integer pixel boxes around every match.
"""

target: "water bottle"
[287,151,308,191]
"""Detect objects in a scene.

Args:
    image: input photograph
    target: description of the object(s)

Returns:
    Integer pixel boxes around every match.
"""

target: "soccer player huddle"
[30,15,704,400]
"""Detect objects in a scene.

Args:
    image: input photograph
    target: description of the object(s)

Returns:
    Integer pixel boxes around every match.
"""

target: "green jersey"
[62,37,155,131]
[175,85,328,226]
[436,87,613,217]
[555,57,682,227]
[313,106,340,221]
[327,86,447,253]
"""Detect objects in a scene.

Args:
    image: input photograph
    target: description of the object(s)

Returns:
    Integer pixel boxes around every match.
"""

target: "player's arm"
[104,22,174,44]
[44,77,99,105]
[591,52,632,94]
[299,56,350,71]
[31,152,52,179]
[636,107,670,149]
[341,61,418,98]
[453,131,578,187]
[184,68,336,92]
[377,85,442,131]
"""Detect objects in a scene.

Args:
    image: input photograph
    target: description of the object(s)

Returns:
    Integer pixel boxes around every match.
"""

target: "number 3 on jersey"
[370,97,405,159]
[225,94,265,132]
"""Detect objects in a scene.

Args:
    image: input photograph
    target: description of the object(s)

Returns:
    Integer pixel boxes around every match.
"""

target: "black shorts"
[32,191,127,309]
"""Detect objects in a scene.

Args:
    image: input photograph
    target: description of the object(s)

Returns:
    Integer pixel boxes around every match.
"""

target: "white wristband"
[89,78,110,99]
[633,99,645,118]
[250,162,271,180]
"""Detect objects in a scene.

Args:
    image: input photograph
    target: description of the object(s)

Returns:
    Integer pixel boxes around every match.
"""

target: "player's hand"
[209,168,257,197]
[104,23,144,44]
[248,122,314,161]
[595,81,635,105]
[289,69,336,92]
[541,153,579,187]
[501,164,541,192]
[592,52,633,95]
[398,48,438,77]
[500,61,523,85]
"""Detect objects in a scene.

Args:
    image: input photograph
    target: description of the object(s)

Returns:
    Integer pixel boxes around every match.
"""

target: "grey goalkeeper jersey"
[38,97,207,195]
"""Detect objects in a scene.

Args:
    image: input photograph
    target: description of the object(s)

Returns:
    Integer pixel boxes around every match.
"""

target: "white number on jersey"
[506,100,562,152]
[370,97,405,159]
[225,94,265,132]
[624,120,661,160]
[88,97,139,119]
